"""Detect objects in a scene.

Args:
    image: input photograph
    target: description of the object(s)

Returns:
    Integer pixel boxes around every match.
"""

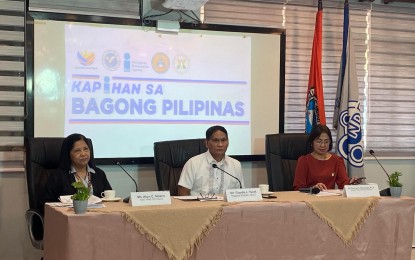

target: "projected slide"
[32,20,281,159]
[65,24,250,126]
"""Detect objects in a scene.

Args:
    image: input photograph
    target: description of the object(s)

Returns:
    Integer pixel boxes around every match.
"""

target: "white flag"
[335,28,364,177]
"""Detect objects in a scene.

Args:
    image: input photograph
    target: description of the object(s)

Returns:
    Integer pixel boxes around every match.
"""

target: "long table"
[44,192,415,260]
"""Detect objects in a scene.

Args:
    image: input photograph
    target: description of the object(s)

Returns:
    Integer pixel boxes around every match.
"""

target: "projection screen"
[29,19,284,161]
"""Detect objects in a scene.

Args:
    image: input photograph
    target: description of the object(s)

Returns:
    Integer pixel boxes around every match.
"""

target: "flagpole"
[333,0,349,130]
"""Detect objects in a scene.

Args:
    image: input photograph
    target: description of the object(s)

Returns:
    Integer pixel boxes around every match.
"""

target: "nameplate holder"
[342,184,380,198]
[129,191,171,206]
[225,188,262,202]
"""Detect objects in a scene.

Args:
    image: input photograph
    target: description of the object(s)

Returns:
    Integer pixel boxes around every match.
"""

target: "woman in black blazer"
[42,133,112,205]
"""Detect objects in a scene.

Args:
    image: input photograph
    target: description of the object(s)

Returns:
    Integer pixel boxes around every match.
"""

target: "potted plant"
[388,171,403,197]
[71,182,90,214]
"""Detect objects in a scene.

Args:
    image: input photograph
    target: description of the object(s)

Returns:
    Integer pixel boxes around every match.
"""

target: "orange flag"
[305,0,326,133]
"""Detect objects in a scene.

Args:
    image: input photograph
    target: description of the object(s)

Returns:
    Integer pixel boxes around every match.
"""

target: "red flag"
[305,0,326,133]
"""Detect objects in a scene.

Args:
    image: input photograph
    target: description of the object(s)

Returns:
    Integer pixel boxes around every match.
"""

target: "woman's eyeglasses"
[315,140,330,146]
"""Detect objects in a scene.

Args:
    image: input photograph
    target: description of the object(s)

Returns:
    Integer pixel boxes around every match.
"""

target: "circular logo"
[151,52,170,74]
[102,50,120,71]
[173,54,190,74]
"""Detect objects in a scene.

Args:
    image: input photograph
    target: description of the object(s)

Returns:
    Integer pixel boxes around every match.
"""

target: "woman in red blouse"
[293,125,361,191]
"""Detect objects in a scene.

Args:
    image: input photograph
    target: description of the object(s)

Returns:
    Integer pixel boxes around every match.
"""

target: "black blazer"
[42,167,112,207]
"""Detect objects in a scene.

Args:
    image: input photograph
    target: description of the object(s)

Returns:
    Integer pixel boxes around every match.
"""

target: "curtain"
[0,0,25,173]
[366,5,415,156]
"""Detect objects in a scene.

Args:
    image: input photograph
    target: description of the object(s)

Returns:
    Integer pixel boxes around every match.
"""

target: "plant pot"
[73,200,88,214]
[389,186,402,197]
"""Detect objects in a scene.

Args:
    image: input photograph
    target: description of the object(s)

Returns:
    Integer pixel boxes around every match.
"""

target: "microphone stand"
[369,150,391,196]
[117,162,139,203]
[369,150,391,182]
[212,164,242,189]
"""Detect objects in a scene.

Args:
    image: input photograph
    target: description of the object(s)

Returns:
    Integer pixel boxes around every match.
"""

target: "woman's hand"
[349,176,366,185]
[314,183,327,191]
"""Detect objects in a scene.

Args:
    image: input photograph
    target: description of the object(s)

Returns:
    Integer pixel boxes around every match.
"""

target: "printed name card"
[225,188,263,202]
[342,184,380,198]
[129,191,171,206]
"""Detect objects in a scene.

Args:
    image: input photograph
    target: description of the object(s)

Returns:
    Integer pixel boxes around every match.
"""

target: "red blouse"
[293,153,350,190]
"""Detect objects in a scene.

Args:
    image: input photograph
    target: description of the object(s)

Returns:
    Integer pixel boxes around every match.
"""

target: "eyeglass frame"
[197,193,217,201]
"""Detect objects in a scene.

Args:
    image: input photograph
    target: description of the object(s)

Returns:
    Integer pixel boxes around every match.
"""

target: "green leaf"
[71,182,91,201]
[388,171,403,187]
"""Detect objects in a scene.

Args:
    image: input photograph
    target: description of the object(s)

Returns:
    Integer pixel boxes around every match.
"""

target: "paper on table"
[173,196,199,201]
[87,195,103,205]
[315,190,342,197]
[58,195,73,205]
[58,195,103,206]
[173,195,224,201]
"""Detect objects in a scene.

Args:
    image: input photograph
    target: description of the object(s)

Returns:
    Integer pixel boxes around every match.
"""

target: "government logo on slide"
[174,54,189,74]
[152,52,170,74]
[77,51,95,66]
[102,50,121,71]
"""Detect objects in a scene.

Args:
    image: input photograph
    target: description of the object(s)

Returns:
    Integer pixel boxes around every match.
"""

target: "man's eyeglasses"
[198,193,217,201]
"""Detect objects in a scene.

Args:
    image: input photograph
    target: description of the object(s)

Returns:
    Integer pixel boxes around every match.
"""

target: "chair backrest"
[265,133,311,191]
[26,137,65,211]
[154,138,207,196]
[25,137,94,211]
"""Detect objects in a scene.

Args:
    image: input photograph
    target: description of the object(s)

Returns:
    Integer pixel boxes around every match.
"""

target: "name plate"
[342,184,380,198]
[225,188,262,202]
[129,191,171,206]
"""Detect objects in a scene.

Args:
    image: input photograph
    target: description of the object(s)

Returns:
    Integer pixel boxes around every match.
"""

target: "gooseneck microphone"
[369,150,391,181]
[212,163,242,189]
[369,150,391,196]
[117,162,139,203]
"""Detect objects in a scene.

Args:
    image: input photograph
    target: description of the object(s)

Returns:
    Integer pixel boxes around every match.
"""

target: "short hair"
[59,133,95,172]
[307,124,333,151]
[206,125,228,140]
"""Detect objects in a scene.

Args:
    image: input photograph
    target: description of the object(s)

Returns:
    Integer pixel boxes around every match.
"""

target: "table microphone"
[368,149,391,196]
[299,187,320,194]
[212,163,242,189]
[116,162,139,203]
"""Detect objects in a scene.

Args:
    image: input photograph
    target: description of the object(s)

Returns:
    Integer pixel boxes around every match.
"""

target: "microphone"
[299,187,320,194]
[116,162,139,203]
[368,150,391,196]
[212,163,242,189]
